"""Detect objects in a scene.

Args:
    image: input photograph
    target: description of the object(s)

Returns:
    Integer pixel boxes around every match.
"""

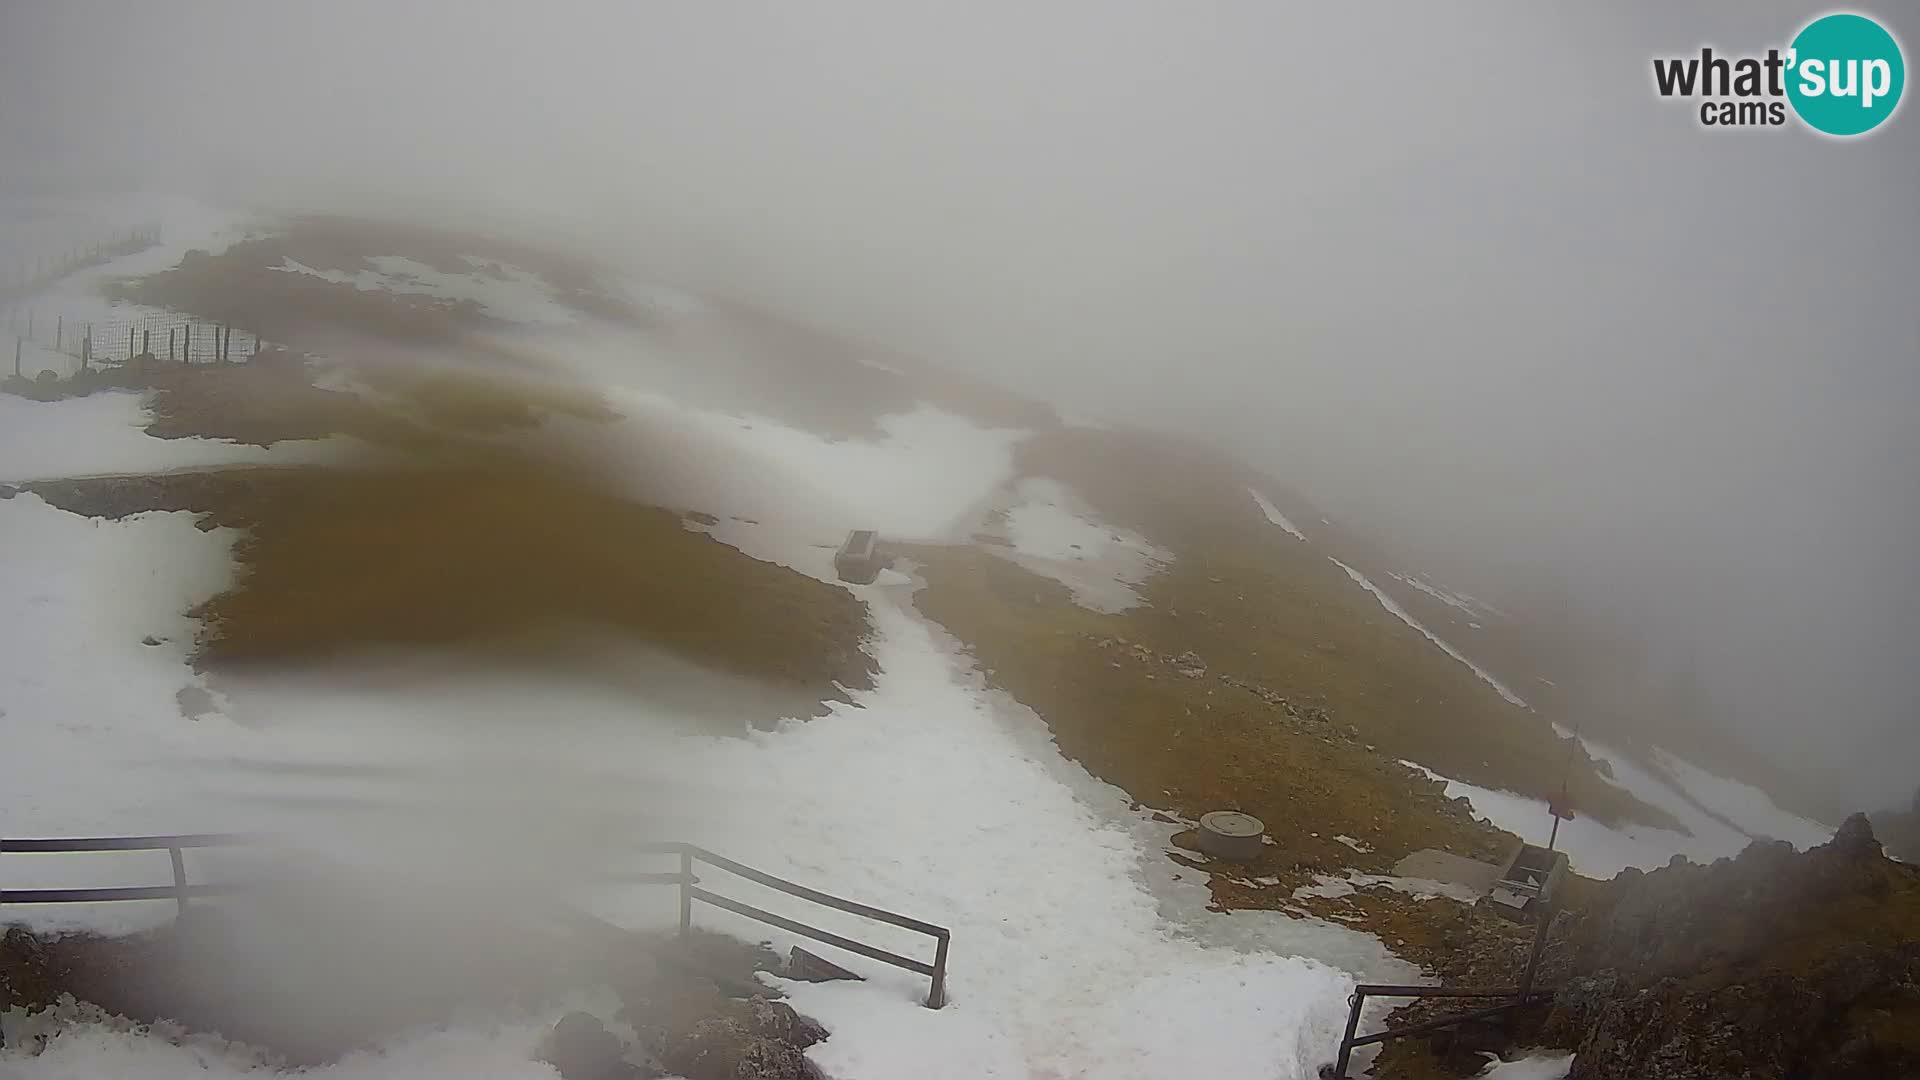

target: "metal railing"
[2,834,952,1010]
[636,841,951,1008]
[1326,983,1555,1078]
[0,834,254,914]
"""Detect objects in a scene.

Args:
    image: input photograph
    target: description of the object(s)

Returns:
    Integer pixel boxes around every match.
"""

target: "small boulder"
[538,1012,651,1080]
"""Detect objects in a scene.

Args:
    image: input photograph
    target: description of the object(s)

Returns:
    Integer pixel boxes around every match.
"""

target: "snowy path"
[3,509,1387,1079]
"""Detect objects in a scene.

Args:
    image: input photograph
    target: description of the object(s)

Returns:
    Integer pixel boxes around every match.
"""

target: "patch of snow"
[1332,834,1373,854]
[0,493,252,935]
[1293,875,1357,900]
[1388,572,1483,618]
[1293,872,1482,905]
[521,391,1026,581]
[271,255,576,325]
[1248,487,1307,541]
[998,477,1171,612]
[1330,559,1530,709]
[7,196,260,331]
[3,1002,565,1079]
[1399,750,1771,879]
[0,332,80,380]
[0,391,357,483]
[1477,1052,1576,1079]
[1651,748,1832,849]
[5,566,1376,1077]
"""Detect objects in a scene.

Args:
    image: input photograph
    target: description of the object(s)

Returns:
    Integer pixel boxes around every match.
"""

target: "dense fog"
[2,2,1913,806]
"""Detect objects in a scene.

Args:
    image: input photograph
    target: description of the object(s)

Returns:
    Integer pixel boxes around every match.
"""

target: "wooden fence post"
[83,329,91,367]
[168,327,177,361]
[141,329,151,359]
[55,315,63,353]
[13,337,20,379]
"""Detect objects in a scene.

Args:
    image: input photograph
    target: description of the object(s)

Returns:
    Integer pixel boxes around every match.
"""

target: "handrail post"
[1519,902,1555,999]
[678,848,693,937]
[927,932,950,1008]
[1331,989,1365,1079]
[169,846,189,916]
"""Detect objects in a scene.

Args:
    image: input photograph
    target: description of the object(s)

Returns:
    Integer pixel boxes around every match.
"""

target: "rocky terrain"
[1373,816,1920,1079]
[4,213,1898,1079]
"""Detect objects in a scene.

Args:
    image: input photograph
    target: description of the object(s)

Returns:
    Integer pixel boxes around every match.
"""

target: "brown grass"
[31,461,874,711]
[911,546,1514,876]
[966,424,1679,833]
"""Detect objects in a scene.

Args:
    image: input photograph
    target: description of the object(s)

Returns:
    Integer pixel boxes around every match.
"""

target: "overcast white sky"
[2,3,1914,807]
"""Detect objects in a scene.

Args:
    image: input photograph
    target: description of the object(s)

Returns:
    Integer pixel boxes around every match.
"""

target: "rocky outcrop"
[1546,943,1920,1080]
[1540,815,1920,1080]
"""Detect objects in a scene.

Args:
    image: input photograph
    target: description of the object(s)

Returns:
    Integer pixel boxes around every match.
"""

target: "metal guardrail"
[0,834,255,914]
[2,835,952,1010]
[1326,983,1556,1078]
[635,841,951,1008]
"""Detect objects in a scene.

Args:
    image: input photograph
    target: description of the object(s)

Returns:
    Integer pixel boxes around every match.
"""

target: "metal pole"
[678,849,693,936]
[928,933,951,1008]
[1519,903,1555,999]
[1331,990,1365,1078]
[170,846,190,916]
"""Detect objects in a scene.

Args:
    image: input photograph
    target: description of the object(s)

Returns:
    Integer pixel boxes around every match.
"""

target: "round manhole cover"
[1200,811,1265,837]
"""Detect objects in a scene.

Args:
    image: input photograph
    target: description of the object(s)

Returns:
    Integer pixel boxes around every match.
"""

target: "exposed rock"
[1831,812,1883,861]
[1537,818,1920,1080]
[538,1012,655,1080]
[661,998,825,1080]
[1546,943,1920,1080]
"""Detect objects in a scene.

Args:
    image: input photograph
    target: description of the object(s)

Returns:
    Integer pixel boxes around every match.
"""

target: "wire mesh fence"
[5,308,265,382]
[0,226,159,303]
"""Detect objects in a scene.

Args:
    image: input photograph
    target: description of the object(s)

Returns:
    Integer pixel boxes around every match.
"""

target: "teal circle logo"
[1786,13,1905,136]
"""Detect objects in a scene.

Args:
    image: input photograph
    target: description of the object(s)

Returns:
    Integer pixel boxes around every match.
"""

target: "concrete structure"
[833,529,886,584]
[1196,811,1266,860]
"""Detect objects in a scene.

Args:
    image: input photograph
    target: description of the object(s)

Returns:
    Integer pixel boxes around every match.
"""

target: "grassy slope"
[985,424,1679,832]
[30,462,875,713]
[913,546,1513,876]
[90,215,1677,836]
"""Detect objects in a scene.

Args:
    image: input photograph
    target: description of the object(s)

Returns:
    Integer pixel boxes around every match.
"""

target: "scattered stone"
[141,635,164,646]
[684,511,720,526]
